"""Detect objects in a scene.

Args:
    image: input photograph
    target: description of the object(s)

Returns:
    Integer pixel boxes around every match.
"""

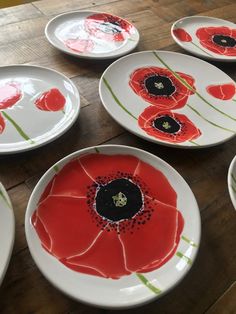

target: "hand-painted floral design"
[173,28,192,42]
[129,67,196,110]
[35,88,66,111]
[196,26,236,56]
[85,13,133,42]
[65,38,94,53]
[32,153,184,279]
[138,106,201,143]
[0,82,22,110]
[206,83,235,100]
[0,113,5,134]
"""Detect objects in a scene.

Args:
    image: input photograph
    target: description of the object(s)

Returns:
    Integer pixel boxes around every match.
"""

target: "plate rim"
[25,144,201,309]
[99,49,236,149]
[0,182,15,286]
[45,10,140,60]
[228,155,236,210]
[0,64,80,155]
[171,15,236,62]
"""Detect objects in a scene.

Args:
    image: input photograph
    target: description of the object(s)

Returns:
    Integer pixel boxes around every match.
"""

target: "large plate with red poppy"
[171,16,236,62]
[45,11,139,59]
[0,65,80,154]
[228,155,236,210]
[0,182,15,286]
[99,50,236,148]
[25,145,200,308]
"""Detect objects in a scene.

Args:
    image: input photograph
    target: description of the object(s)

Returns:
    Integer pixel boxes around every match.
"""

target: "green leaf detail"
[94,147,100,153]
[53,164,60,173]
[176,252,193,265]
[136,273,162,295]
[181,235,198,247]
[103,78,138,120]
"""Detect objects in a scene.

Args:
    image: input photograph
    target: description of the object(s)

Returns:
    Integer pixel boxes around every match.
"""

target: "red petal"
[199,40,227,55]
[119,200,181,272]
[79,153,139,181]
[196,27,210,40]
[50,159,94,197]
[176,71,196,95]
[32,211,51,252]
[60,262,107,278]
[0,113,5,134]
[62,228,130,279]
[35,195,101,258]
[134,159,177,207]
[65,39,94,53]
[35,88,66,111]
[0,83,22,110]
[207,83,236,100]
[173,28,192,42]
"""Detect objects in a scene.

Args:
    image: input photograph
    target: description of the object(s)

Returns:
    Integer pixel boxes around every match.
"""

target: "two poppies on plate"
[129,64,236,144]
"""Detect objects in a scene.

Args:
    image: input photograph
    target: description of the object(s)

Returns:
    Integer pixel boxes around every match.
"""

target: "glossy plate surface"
[0,183,15,286]
[25,145,200,309]
[171,16,236,62]
[45,11,139,59]
[0,65,80,154]
[228,155,236,210]
[99,50,236,148]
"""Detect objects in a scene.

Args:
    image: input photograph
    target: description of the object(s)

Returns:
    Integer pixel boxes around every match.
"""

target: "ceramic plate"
[0,183,15,285]
[99,50,236,148]
[25,145,200,309]
[0,65,80,154]
[228,155,236,210]
[171,16,236,62]
[45,11,139,59]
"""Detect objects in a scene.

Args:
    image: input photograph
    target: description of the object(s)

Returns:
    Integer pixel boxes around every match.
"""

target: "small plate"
[25,145,200,309]
[99,50,236,148]
[0,65,80,154]
[45,11,139,59]
[228,155,236,210]
[171,16,236,62]
[0,183,15,285]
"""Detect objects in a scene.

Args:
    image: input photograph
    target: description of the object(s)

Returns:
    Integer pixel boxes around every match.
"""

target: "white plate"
[228,155,236,210]
[25,145,200,309]
[171,16,236,62]
[45,11,139,59]
[0,65,80,154]
[99,50,236,148]
[0,183,15,286]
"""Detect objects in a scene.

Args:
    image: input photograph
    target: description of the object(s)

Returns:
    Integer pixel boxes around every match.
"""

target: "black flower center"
[95,178,143,222]
[153,115,181,134]
[97,21,121,34]
[212,35,236,47]
[144,75,176,97]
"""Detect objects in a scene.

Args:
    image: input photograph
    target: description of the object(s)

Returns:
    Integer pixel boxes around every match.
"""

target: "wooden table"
[0,0,236,313]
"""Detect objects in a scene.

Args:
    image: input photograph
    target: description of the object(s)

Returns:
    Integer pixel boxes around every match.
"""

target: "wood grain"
[0,0,235,313]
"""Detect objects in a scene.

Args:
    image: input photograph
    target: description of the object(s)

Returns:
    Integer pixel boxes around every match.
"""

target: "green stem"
[181,235,198,248]
[176,252,192,265]
[136,273,162,295]
[2,111,34,144]
[53,164,59,173]
[232,99,236,103]
[187,104,236,134]
[189,140,200,146]
[152,51,236,122]
[190,42,213,57]
[94,147,100,153]
[0,188,11,208]
[62,109,65,114]
[103,78,138,120]
[231,174,236,193]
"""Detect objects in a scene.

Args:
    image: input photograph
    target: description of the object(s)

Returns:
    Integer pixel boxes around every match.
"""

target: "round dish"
[25,145,200,309]
[45,11,139,59]
[171,16,236,62]
[0,65,80,154]
[0,183,15,286]
[228,155,236,210]
[99,50,236,148]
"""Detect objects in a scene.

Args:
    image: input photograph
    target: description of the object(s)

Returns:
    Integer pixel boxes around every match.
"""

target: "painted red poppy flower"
[0,82,22,110]
[35,88,66,111]
[85,13,133,42]
[206,83,235,100]
[196,26,236,56]
[139,106,201,143]
[32,153,184,279]
[0,113,5,134]
[65,38,94,53]
[129,67,196,110]
[173,28,192,42]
